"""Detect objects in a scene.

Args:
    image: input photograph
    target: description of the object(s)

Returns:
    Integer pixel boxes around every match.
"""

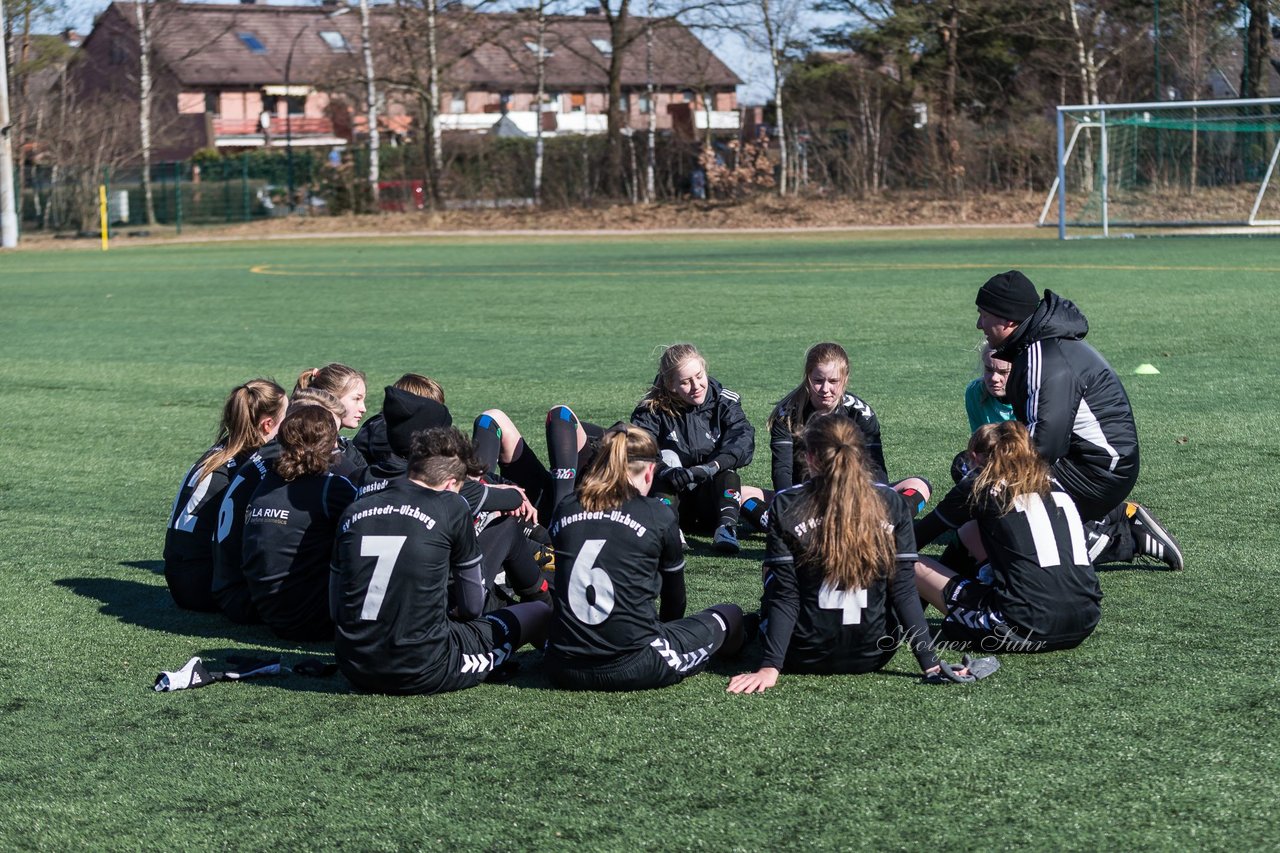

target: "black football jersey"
[760,482,939,673]
[212,441,282,603]
[331,478,485,694]
[770,394,888,491]
[919,479,1102,643]
[242,470,357,637]
[164,444,234,570]
[546,494,686,659]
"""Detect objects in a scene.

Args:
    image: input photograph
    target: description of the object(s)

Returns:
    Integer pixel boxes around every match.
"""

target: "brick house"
[74,2,742,160]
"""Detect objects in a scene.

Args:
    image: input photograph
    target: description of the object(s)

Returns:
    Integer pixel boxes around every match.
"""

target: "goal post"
[1043,97,1280,239]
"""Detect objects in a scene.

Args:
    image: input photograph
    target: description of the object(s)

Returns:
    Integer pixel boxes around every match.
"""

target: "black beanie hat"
[383,386,453,457]
[976,270,1041,323]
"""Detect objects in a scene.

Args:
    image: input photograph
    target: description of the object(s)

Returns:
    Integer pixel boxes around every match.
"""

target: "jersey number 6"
[567,539,616,625]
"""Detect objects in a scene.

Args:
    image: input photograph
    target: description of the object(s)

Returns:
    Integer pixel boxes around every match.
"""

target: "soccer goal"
[1041,97,1280,238]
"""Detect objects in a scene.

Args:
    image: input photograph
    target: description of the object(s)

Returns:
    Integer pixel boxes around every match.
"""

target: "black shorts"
[350,614,516,696]
[546,610,726,691]
[660,470,742,533]
[939,579,1044,653]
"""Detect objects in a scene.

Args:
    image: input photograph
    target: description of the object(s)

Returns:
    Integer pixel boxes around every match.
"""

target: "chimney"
[583,5,601,14]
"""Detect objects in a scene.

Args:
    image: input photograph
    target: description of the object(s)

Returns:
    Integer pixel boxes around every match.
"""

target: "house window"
[109,38,126,65]
[591,38,612,56]
[451,91,466,113]
[638,92,651,114]
[237,32,267,54]
[569,92,585,113]
[205,91,220,115]
[499,91,512,112]
[318,31,351,52]
[286,96,306,116]
[524,40,551,57]
[619,93,630,114]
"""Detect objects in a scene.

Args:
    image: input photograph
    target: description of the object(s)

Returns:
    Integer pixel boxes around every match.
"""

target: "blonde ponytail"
[577,423,659,512]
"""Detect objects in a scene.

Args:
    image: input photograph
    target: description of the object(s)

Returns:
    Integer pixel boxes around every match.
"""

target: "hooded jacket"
[629,376,755,471]
[995,290,1139,502]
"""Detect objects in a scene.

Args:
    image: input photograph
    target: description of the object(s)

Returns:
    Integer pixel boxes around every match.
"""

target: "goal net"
[1041,98,1280,238]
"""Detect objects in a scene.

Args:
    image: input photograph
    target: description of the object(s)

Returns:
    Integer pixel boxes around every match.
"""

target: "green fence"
[21,151,328,232]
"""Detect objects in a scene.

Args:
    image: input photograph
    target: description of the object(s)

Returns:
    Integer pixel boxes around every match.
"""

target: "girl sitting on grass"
[728,415,978,694]
[242,405,358,641]
[164,378,287,612]
[630,343,755,555]
[545,423,745,691]
[913,421,1102,653]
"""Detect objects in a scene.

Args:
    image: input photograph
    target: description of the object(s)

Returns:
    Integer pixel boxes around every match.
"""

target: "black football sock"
[707,603,746,657]
[471,413,503,474]
[487,601,553,652]
[898,487,927,517]
[715,470,742,528]
[508,538,553,606]
[740,496,769,532]
[545,406,582,509]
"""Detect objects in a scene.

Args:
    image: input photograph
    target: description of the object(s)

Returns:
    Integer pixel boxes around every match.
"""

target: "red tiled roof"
[94,2,740,89]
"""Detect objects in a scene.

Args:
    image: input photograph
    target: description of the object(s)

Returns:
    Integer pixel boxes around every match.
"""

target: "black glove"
[662,466,696,490]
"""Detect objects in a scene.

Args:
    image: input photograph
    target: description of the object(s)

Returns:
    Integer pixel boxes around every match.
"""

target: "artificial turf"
[0,229,1276,849]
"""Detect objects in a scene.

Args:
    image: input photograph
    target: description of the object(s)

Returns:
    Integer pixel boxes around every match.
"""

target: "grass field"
[2,229,1278,850]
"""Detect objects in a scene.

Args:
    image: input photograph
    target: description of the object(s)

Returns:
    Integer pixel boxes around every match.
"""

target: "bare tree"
[359,0,380,206]
[533,0,551,204]
[134,0,156,224]
[380,0,517,205]
[729,0,805,195]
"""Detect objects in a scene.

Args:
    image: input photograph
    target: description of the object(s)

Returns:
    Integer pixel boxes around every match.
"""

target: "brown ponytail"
[290,388,345,423]
[199,379,287,478]
[293,362,366,397]
[969,422,1050,515]
[798,414,894,592]
[637,343,705,417]
[275,406,339,481]
[578,423,659,512]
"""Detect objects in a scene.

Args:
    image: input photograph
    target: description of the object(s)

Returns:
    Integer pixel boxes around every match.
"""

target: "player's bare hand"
[727,667,779,694]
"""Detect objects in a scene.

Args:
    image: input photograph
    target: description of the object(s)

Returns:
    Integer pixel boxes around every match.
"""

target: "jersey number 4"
[567,539,615,625]
[818,580,868,625]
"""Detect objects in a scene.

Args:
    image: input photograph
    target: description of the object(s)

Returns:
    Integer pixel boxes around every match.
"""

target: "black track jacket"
[995,291,1139,508]
[630,377,755,471]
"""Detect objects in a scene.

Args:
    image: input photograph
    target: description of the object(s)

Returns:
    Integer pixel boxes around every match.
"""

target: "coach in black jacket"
[974,270,1182,569]
[978,275,1137,519]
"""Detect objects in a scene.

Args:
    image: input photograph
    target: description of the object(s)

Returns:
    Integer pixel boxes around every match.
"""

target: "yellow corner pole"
[99,185,108,251]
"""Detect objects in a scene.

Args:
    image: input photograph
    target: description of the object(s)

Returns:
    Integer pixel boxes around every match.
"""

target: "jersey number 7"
[359,535,407,620]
